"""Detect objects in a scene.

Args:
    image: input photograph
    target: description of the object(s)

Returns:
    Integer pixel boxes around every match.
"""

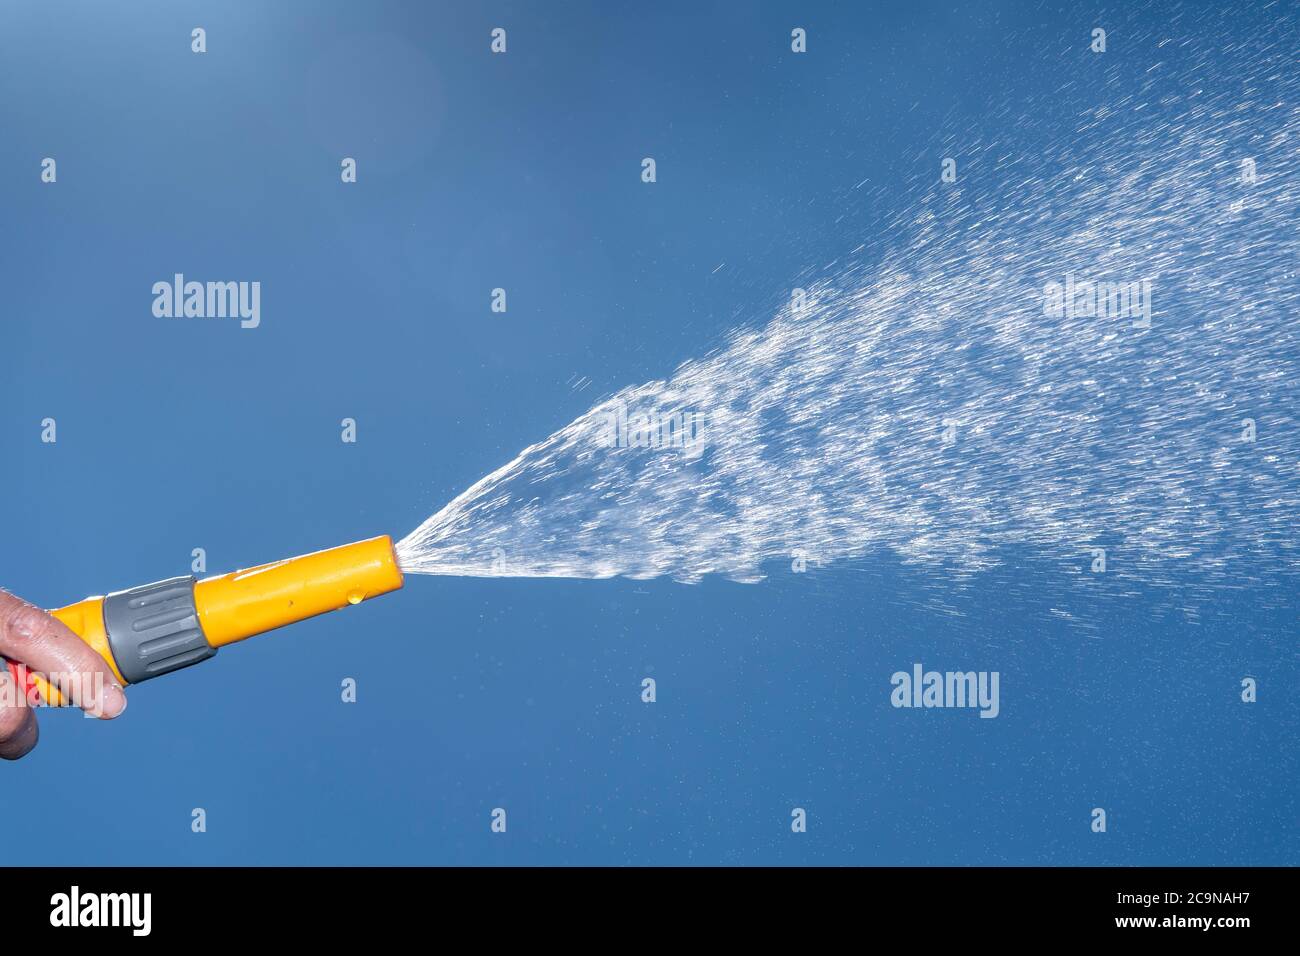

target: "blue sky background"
[1,0,1294,865]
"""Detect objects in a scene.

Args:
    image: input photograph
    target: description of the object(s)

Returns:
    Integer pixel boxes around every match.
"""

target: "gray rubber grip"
[102,576,216,684]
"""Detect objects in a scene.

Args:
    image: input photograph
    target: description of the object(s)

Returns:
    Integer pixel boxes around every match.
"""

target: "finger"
[0,665,39,759]
[0,589,127,718]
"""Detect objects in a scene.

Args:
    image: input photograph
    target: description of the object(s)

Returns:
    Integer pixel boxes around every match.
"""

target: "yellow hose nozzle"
[23,536,404,706]
[195,535,404,648]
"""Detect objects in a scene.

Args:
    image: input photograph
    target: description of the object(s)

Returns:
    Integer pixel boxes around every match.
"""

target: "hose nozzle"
[18,536,404,706]
[195,535,404,648]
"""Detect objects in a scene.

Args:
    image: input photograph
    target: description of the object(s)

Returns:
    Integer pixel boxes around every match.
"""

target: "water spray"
[10,12,1297,705]
[6,537,403,706]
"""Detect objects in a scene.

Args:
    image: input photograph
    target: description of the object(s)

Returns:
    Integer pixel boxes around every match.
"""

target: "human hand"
[0,589,128,759]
